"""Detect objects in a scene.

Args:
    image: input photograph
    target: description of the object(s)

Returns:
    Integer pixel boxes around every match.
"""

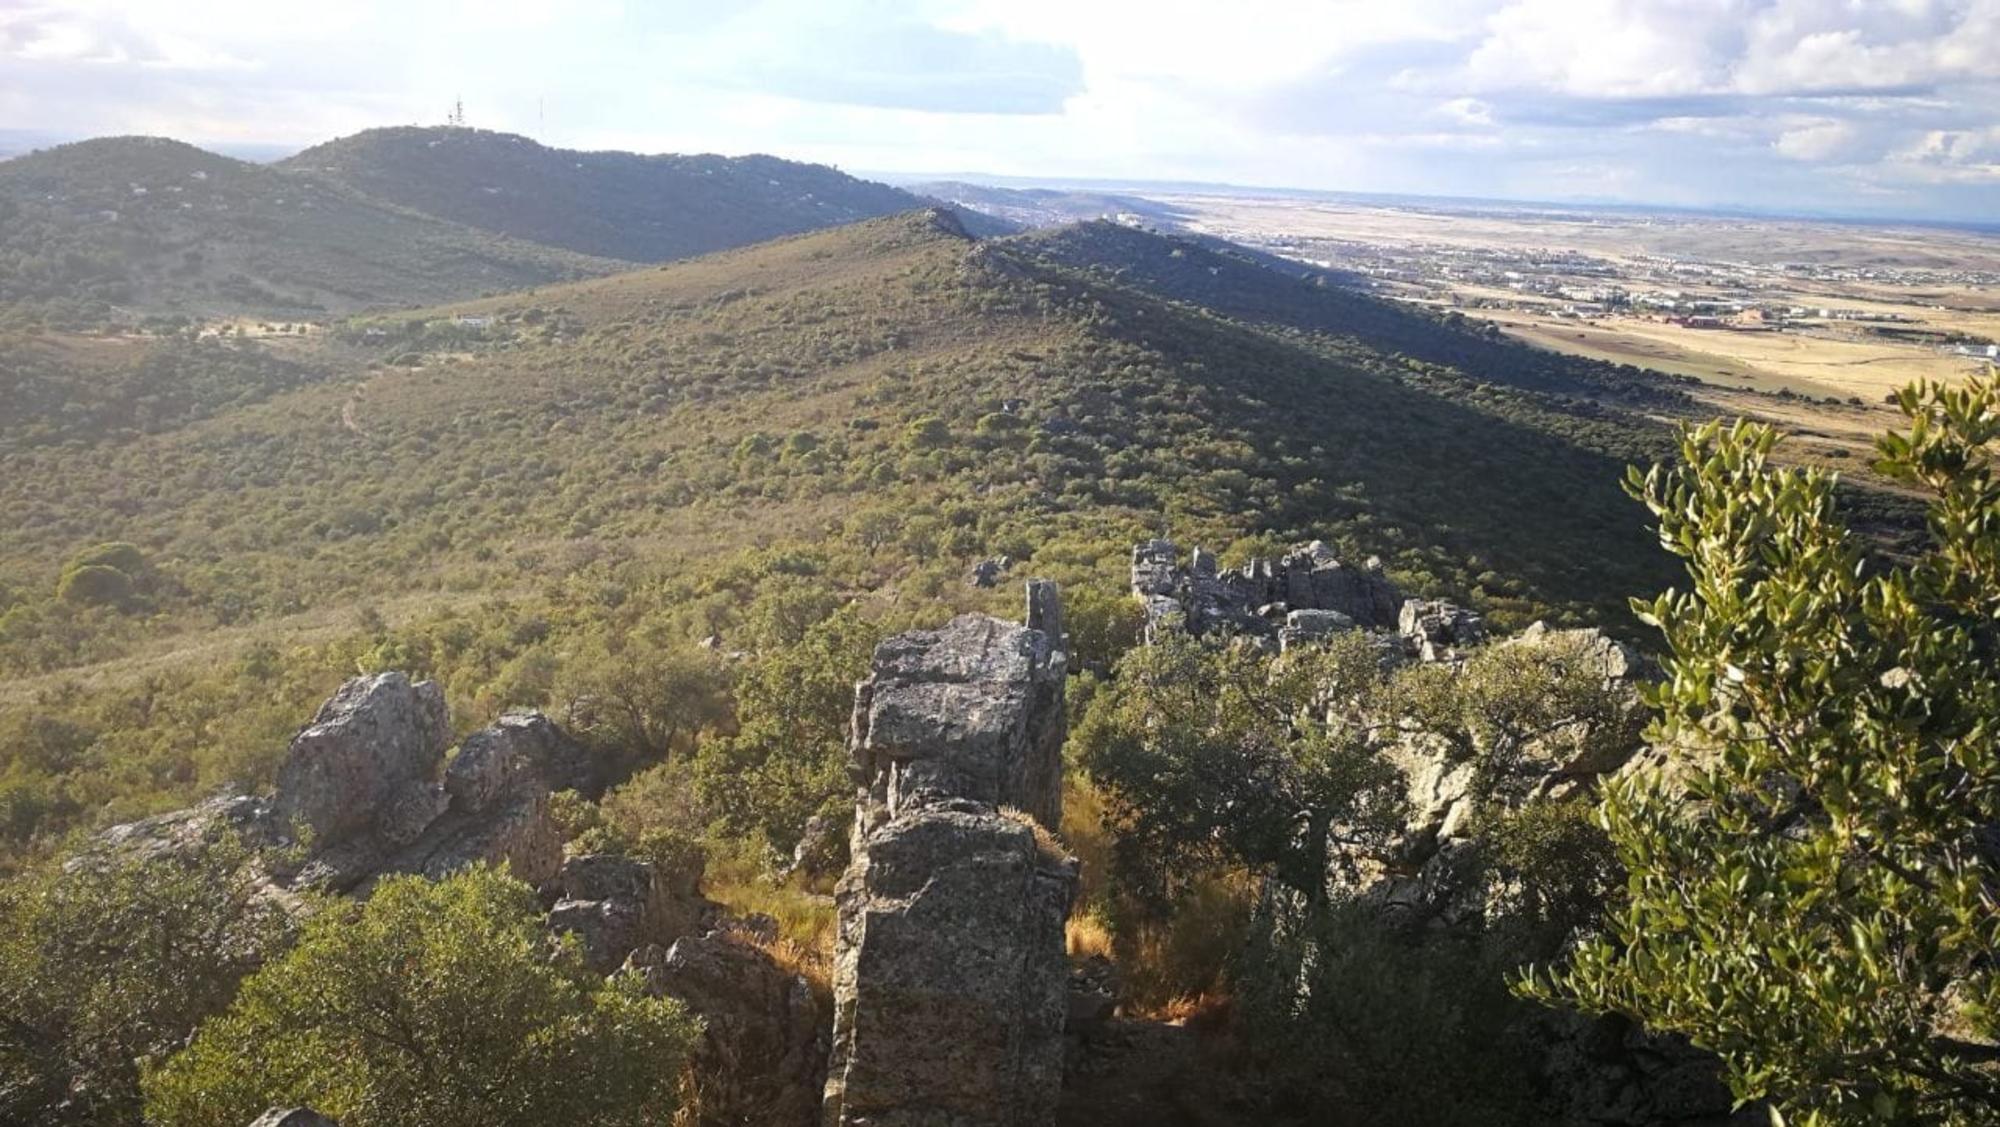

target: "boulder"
[445,710,596,809]
[629,935,827,1127]
[99,677,573,900]
[84,792,276,867]
[1279,607,1356,652]
[548,853,713,974]
[272,673,449,848]
[968,556,1012,588]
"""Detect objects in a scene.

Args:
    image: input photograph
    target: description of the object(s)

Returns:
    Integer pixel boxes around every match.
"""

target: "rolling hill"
[0,206,1698,852]
[280,127,927,263]
[0,129,948,326]
[0,137,623,325]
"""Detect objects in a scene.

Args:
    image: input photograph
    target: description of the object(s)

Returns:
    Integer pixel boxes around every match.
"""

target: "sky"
[2,0,1998,220]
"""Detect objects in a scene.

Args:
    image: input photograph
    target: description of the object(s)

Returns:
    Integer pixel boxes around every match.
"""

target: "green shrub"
[0,833,290,1126]
[1526,380,2000,1123]
[142,866,696,1127]
[54,564,133,608]
[65,542,145,575]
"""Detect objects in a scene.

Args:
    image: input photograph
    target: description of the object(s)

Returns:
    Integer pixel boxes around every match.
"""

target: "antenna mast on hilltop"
[448,97,466,128]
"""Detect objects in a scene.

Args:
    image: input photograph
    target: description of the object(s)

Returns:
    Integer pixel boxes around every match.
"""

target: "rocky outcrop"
[823,583,1078,1127]
[95,676,578,899]
[1132,538,1402,643]
[272,673,449,851]
[630,935,828,1127]
[547,852,715,974]
[1398,598,1487,664]
[848,595,1068,834]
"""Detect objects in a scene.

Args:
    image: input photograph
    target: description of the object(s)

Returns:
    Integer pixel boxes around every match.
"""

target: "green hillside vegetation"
[281,126,925,263]
[0,137,624,326]
[1,330,330,449]
[0,209,1691,862]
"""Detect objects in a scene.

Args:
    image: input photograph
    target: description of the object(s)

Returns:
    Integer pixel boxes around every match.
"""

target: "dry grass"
[999,805,1070,864]
[700,844,837,996]
[1067,910,1115,960]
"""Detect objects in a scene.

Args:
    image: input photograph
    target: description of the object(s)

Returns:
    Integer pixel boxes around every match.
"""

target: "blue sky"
[2,0,1997,219]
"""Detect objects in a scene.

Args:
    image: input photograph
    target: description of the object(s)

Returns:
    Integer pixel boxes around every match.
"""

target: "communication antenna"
[448,97,466,128]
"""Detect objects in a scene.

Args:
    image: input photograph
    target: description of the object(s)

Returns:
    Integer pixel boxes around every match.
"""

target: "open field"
[1151,193,2000,444]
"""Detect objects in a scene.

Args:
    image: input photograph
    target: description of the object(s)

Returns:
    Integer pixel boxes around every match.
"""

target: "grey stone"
[1398,598,1486,662]
[548,853,713,974]
[1278,607,1357,652]
[272,673,449,848]
[825,584,1078,1126]
[446,710,598,807]
[824,802,1077,1126]
[629,935,828,1127]
[851,596,1067,833]
[247,1110,339,1127]
[969,556,1012,588]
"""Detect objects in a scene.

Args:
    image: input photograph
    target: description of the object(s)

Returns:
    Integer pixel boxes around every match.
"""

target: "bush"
[1527,380,2000,1123]
[65,542,145,575]
[54,564,133,608]
[0,833,291,1126]
[143,866,697,1127]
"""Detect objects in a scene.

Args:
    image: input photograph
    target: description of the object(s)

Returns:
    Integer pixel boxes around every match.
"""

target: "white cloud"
[1774,118,1859,161]
[2,0,1998,217]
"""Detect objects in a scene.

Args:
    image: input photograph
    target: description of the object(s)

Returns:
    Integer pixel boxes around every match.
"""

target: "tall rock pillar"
[823,582,1076,1126]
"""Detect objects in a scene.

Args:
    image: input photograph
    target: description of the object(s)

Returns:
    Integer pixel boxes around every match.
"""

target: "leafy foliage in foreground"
[1527,376,2000,1124]
[143,866,697,1127]
[0,833,291,1126]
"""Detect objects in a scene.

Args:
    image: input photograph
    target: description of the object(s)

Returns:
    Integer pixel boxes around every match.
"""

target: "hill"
[0,137,623,326]
[0,207,1692,854]
[909,181,1186,229]
[281,127,926,263]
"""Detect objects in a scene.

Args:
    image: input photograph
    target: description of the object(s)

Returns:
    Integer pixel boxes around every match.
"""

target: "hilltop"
[0,137,621,325]
[0,129,942,326]
[281,127,926,263]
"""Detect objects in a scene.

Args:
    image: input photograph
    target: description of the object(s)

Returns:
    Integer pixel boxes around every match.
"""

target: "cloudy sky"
[3,0,1998,219]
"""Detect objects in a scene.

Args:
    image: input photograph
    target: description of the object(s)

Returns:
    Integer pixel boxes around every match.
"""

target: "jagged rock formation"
[1132,538,1402,643]
[273,672,452,851]
[547,852,715,974]
[823,583,1078,1127]
[92,673,577,897]
[1398,598,1487,664]
[628,935,828,1127]
[847,587,1069,833]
